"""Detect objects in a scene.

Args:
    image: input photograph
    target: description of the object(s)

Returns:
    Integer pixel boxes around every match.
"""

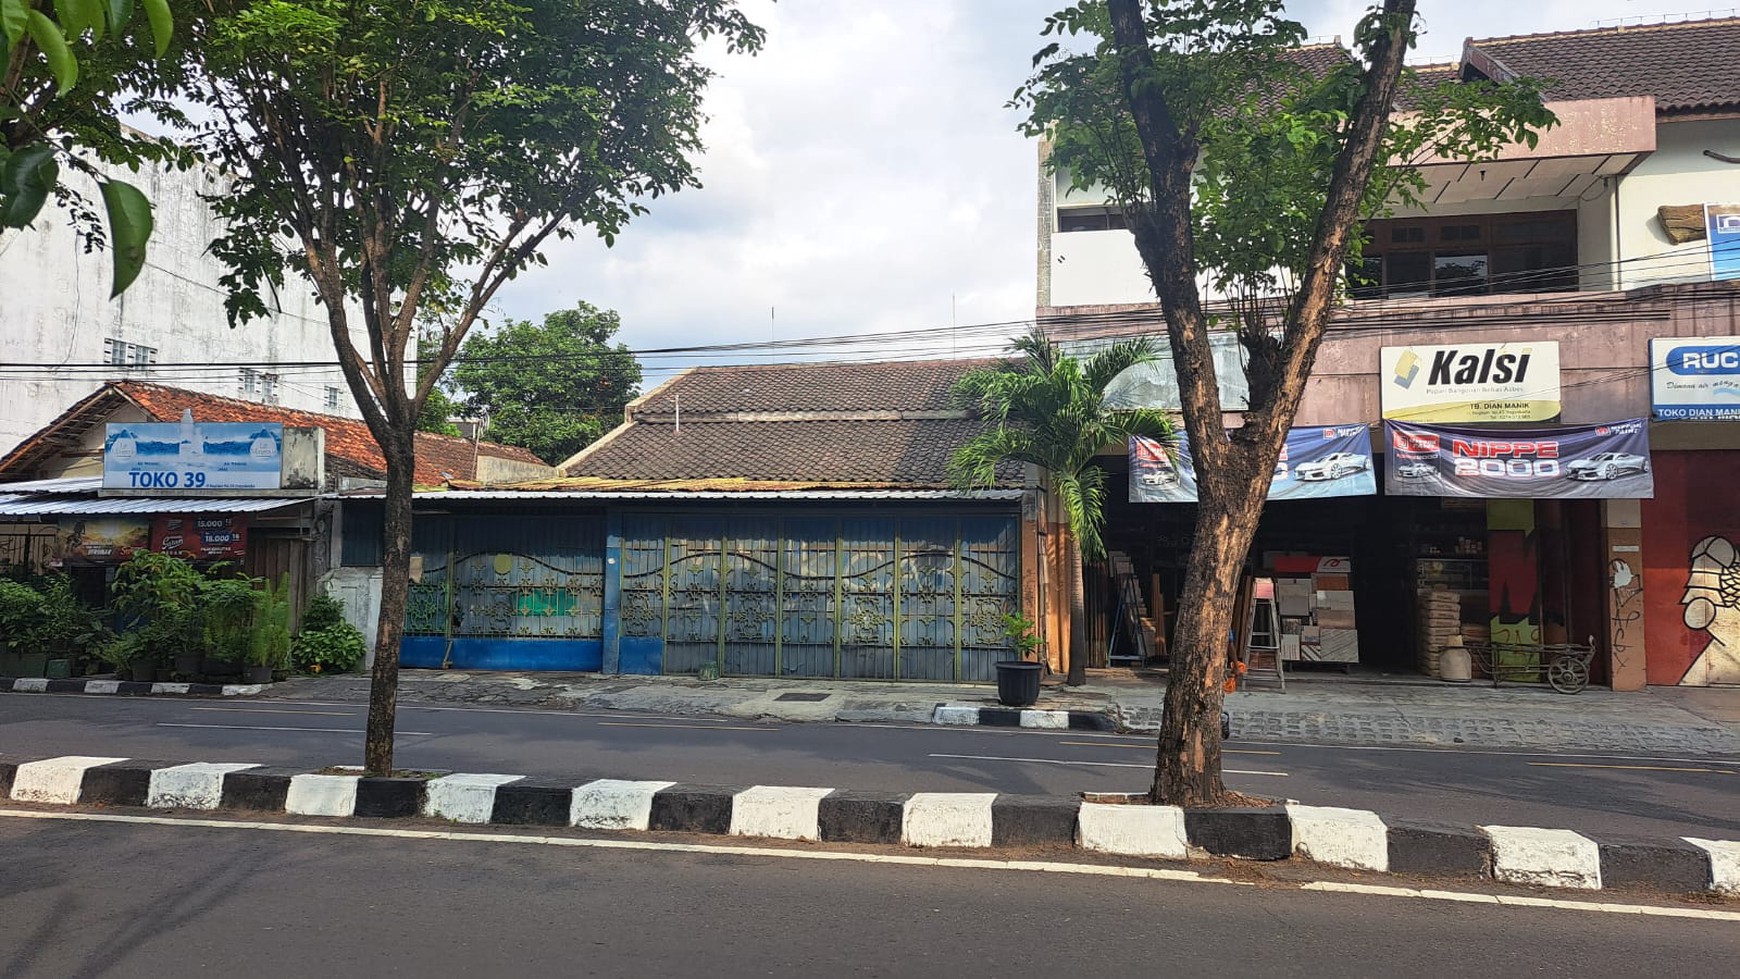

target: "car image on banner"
[1383,419,1655,499]
[1130,425,1376,503]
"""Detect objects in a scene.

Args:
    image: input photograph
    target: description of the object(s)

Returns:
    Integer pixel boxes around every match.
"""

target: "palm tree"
[950,329,1175,685]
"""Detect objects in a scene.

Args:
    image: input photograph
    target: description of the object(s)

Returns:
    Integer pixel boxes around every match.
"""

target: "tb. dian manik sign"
[1380,341,1560,423]
[1651,336,1740,420]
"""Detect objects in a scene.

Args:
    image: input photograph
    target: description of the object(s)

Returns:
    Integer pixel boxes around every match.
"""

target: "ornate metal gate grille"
[620,511,1018,681]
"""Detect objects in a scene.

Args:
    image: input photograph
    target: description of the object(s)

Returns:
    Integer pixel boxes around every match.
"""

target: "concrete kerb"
[1,676,272,697]
[932,703,1116,732]
[2,752,1736,898]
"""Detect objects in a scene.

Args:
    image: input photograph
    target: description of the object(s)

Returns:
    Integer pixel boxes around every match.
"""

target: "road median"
[3,752,1735,899]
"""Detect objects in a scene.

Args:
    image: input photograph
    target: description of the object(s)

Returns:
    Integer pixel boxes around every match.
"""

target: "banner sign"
[1130,425,1376,503]
[1384,419,1654,499]
[1062,332,1251,412]
[54,517,150,563]
[1380,341,1560,423]
[1651,336,1740,420]
[103,413,284,491]
[152,515,249,561]
[1707,203,1740,282]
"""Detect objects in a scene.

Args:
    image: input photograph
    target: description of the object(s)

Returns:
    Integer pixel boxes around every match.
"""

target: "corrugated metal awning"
[0,496,311,516]
[331,488,1026,503]
[0,476,105,494]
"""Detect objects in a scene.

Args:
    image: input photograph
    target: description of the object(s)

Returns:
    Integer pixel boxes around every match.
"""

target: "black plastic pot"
[174,652,203,677]
[244,665,273,685]
[994,660,1043,707]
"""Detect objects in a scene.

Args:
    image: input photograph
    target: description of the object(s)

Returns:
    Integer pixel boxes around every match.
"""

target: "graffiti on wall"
[1679,535,1740,685]
[1609,559,1642,677]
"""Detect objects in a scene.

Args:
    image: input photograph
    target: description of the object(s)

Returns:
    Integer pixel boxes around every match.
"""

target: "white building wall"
[1612,119,1740,290]
[0,156,375,454]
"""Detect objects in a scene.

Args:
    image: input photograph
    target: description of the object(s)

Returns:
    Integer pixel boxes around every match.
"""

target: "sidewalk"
[264,668,1740,757]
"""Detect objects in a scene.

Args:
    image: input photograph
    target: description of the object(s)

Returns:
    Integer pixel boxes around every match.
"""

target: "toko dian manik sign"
[102,413,285,491]
[1380,341,1560,423]
[1651,336,1740,420]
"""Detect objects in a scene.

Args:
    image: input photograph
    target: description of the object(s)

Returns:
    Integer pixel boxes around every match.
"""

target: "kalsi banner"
[1380,342,1560,423]
[1384,419,1654,499]
[1130,425,1376,503]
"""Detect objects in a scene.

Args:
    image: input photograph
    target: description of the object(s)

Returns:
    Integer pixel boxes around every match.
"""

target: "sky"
[491,0,1720,384]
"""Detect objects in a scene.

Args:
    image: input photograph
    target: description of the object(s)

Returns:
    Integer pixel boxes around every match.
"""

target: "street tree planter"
[995,660,1043,707]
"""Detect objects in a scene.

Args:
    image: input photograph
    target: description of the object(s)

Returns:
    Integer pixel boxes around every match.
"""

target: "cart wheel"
[1547,656,1589,694]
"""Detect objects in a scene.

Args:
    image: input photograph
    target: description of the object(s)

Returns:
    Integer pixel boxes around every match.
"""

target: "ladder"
[1239,576,1285,690]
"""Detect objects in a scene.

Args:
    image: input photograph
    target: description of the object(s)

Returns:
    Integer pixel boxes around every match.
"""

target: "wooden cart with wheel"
[1462,638,1595,694]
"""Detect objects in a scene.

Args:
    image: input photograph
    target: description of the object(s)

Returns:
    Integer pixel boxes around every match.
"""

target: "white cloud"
[491,0,1719,380]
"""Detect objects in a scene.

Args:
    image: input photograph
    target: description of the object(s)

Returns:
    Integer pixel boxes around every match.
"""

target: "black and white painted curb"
[933,703,1116,731]
[3,755,1737,896]
[0,677,269,697]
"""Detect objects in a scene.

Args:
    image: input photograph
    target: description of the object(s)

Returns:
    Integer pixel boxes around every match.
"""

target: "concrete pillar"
[1602,498,1647,691]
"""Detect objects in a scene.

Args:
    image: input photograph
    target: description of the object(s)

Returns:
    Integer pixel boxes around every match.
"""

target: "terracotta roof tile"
[1465,17,1740,113]
[4,381,544,486]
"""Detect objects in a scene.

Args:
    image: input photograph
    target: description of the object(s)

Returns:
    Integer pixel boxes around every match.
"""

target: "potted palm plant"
[243,575,292,684]
[994,612,1046,707]
[0,578,45,677]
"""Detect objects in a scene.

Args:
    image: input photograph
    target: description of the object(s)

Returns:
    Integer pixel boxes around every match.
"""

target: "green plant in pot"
[993,612,1046,708]
[202,576,260,675]
[35,576,111,678]
[245,575,293,684]
[110,552,207,681]
[0,578,46,677]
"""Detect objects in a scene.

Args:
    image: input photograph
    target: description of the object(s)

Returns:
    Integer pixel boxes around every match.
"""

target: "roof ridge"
[1469,14,1740,47]
[677,354,1005,375]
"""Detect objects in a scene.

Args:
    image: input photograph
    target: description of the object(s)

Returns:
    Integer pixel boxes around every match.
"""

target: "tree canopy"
[1,0,184,295]
[453,303,642,466]
[182,0,764,774]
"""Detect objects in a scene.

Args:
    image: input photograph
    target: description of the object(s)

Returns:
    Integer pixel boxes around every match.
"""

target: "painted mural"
[1679,535,1740,685]
[1642,451,1740,686]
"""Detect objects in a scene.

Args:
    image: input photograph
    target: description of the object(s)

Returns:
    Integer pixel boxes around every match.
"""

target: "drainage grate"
[773,692,831,702]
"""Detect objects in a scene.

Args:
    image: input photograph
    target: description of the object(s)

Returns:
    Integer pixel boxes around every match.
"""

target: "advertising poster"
[1384,419,1655,499]
[152,515,250,561]
[1130,425,1376,503]
[1707,203,1740,282]
[55,517,151,563]
[1651,336,1740,420]
[103,412,284,491]
[1380,341,1560,423]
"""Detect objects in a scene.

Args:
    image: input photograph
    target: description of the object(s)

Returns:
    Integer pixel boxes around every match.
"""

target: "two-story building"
[1037,17,1740,689]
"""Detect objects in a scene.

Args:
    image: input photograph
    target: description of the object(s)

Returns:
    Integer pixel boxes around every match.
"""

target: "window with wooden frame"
[1349,210,1578,299]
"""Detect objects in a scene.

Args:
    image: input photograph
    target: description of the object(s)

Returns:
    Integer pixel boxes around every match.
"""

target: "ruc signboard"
[1380,341,1560,423]
[1707,203,1740,282]
[1651,336,1740,420]
[1384,418,1654,499]
[1130,425,1376,503]
[103,411,284,491]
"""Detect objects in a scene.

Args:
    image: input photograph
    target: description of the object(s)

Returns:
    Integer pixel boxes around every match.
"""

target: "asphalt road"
[3,691,1738,840]
[3,814,1735,978]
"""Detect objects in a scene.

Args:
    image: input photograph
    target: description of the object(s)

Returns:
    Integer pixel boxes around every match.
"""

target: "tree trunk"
[1151,473,1268,806]
[1066,533,1088,686]
[364,432,416,776]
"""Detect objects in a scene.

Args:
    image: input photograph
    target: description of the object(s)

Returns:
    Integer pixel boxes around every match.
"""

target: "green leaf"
[54,0,86,36]
[0,144,60,228]
[25,10,78,94]
[140,0,168,55]
[100,178,153,297]
[76,0,107,39]
[105,0,133,30]
[1,0,27,44]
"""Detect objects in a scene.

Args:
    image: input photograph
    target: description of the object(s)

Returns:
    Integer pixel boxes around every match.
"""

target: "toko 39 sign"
[1651,336,1740,420]
[102,412,285,491]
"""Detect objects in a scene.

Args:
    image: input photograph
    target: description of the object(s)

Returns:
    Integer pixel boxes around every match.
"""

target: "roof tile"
[1466,17,1740,113]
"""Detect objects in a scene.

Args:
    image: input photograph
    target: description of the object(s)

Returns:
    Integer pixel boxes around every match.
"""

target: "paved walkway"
[265,668,1740,757]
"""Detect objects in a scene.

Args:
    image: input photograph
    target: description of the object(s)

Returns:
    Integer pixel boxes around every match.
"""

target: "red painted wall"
[1641,450,1740,686]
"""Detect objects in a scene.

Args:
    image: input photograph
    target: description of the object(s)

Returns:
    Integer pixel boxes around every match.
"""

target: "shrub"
[35,576,110,661]
[249,575,293,668]
[201,577,260,663]
[302,593,347,632]
[0,578,45,641]
[110,551,207,663]
[291,622,367,675]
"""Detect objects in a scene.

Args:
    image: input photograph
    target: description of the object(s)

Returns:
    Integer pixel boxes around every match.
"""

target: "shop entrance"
[1093,464,1610,683]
